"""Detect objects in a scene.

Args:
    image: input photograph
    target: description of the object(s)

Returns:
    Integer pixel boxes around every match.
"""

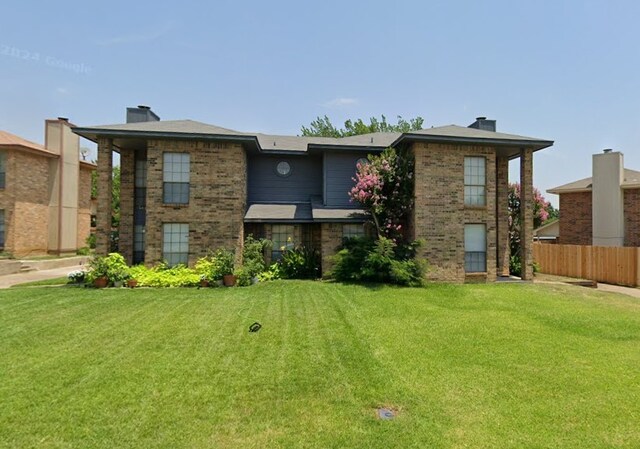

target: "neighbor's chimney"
[468,116,496,132]
[126,105,160,123]
[592,149,624,246]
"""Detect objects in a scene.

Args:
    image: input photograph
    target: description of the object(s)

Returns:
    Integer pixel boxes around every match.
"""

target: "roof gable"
[548,168,640,194]
[0,130,57,156]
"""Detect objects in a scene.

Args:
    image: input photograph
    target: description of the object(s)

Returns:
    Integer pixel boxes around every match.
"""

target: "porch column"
[96,138,113,255]
[496,156,510,276]
[519,148,534,280]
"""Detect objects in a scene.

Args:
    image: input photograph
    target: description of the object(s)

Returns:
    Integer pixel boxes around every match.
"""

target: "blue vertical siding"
[324,152,364,207]
[248,154,322,203]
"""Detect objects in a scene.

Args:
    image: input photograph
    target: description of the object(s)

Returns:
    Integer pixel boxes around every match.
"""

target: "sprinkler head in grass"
[377,408,396,420]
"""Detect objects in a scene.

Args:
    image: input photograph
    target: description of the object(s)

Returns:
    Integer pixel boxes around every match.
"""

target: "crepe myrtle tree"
[508,182,558,274]
[349,147,414,240]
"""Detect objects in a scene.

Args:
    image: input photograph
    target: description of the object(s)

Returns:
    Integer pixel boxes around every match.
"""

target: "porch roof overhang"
[244,202,369,223]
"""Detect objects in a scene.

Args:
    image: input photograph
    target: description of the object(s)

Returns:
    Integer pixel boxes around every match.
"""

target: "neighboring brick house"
[548,150,640,247]
[73,107,553,282]
[0,119,95,257]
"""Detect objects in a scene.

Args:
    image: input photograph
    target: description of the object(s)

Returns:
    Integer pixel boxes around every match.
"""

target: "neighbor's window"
[464,156,486,206]
[464,224,486,273]
[342,223,365,240]
[0,151,6,189]
[163,153,190,204]
[162,223,189,266]
[0,209,4,249]
[271,224,294,260]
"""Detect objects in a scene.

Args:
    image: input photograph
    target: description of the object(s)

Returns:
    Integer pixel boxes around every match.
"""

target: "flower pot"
[200,279,210,288]
[113,280,123,288]
[127,279,138,288]
[93,276,108,288]
[222,274,237,287]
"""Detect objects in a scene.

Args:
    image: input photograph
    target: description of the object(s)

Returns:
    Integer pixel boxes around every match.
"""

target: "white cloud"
[55,87,69,95]
[322,97,359,108]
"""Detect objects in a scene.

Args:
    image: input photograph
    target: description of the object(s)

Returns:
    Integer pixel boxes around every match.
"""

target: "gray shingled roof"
[73,120,553,153]
[244,203,313,222]
[548,168,640,194]
[244,200,369,222]
[88,119,243,136]
[400,125,553,146]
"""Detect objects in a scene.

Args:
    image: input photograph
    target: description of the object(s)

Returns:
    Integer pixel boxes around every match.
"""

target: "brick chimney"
[592,149,624,246]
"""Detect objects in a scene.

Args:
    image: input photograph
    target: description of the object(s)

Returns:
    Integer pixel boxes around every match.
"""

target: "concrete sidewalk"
[0,267,76,289]
[596,283,640,299]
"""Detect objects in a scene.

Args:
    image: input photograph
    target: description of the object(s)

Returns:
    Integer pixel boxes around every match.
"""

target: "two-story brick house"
[0,118,95,256]
[548,150,640,247]
[73,107,553,282]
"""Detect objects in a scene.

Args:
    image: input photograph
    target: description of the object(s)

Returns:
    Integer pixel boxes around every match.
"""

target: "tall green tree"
[301,115,424,137]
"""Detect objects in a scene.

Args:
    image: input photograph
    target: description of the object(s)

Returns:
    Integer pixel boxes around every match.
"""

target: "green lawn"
[1,281,639,448]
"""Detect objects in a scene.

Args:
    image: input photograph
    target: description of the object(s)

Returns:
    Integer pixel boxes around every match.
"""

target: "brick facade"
[558,192,592,245]
[519,148,534,280]
[411,142,498,283]
[320,222,342,277]
[624,188,640,247]
[0,146,93,257]
[96,138,113,256]
[141,140,247,265]
[0,151,51,256]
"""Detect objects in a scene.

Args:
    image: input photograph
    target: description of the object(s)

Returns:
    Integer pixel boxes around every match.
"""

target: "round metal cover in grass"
[377,408,396,420]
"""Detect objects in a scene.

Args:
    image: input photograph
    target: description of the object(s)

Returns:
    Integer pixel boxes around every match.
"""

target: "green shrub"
[194,249,235,282]
[279,246,320,279]
[76,247,91,256]
[234,266,253,287]
[86,255,109,283]
[257,263,282,282]
[86,234,96,249]
[129,264,200,288]
[105,253,131,283]
[331,237,426,287]
[212,248,235,279]
[194,256,217,283]
[242,235,271,278]
[509,255,521,277]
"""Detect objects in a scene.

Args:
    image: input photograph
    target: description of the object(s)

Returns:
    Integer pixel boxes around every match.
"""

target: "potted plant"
[212,248,236,287]
[126,278,138,288]
[199,274,210,288]
[86,256,109,288]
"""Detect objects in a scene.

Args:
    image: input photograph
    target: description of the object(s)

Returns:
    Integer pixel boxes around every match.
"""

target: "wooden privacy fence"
[533,243,640,287]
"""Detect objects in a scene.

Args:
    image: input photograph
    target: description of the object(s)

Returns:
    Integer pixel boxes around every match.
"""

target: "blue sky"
[2,0,640,207]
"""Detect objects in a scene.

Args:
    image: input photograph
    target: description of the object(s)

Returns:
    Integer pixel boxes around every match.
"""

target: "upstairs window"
[464,156,486,206]
[163,153,190,204]
[0,151,6,189]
